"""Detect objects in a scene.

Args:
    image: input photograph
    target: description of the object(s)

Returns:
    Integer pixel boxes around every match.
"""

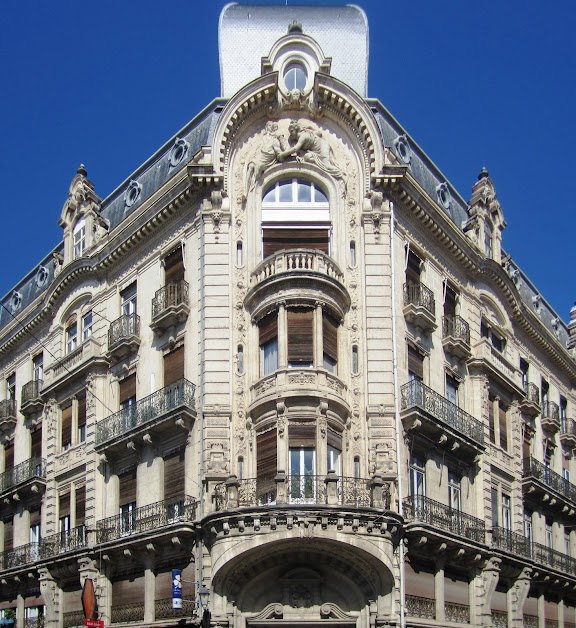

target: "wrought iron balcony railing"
[400,379,484,445]
[39,525,87,558]
[561,418,576,438]
[542,401,560,421]
[21,380,43,405]
[405,595,435,620]
[62,611,85,628]
[523,382,540,405]
[491,526,532,559]
[152,281,189,319]
[96,378,196,446]
[0,457,45,493]
[96,496,197,544]
[155,598,196,620]
[403,495,486,544]
[523,456,576,503]
[442,314,470,346]
[403,282,435,316]
[0,542,40,570]
[111,602,144,624]
[214,475,384,510]
[0,398,16,420]
[532,541,576,574]
[108,312,140,348]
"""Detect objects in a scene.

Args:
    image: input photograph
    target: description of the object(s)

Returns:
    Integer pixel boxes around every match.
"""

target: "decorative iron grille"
[21,380,43,404]
[442,314,470,345]
[403,282,435,315]
[0,398,16,419]
[111,602,144,623]
[523,615,538,628]
[0,542,40,570]
[492,527,531,559]
[531,541,576,574]
[155,597,196,619]
[152,281,189,318]
[62,611,85,628]
[445,601,469,623]
[561,418,576,437]
[524,382,540,405]
[405,595,435,619]
[96,495,196,543]
[542,400,560,420]
[39,525,87,558]
[0,457,45,493]
[108,312,140,348]
[340,476,373,507]
[523,456,576,502]
[403,495,485,543]
[491,610,508,627]
[95,378,195,445]
[400,379,484,445]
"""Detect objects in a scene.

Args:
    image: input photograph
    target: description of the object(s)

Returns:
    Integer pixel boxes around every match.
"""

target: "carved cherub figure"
[244,121,287,195]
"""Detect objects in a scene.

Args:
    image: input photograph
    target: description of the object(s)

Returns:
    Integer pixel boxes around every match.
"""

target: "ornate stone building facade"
[1,5,576,628]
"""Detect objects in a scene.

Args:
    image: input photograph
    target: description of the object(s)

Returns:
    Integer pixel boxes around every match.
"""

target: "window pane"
[279,180,293,202]
[262,184,276,203]
[284,63,307,91]
[314,186,328,202]
[297,180,312,202]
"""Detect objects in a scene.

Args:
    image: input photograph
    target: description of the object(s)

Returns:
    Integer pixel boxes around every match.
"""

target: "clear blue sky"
[1,1,575,320]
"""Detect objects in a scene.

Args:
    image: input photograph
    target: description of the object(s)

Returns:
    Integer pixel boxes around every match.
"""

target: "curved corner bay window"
[262,179,330,259]
[283,62,307,92]
[258,307,339,376]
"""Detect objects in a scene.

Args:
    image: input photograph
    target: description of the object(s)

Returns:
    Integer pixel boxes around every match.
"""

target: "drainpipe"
[390,201,406,628]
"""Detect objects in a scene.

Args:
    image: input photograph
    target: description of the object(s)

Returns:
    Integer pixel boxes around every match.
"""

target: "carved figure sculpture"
[244,121,287,195]
[278,119,344,180]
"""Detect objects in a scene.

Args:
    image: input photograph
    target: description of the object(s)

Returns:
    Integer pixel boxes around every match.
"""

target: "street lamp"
[197,583,211,628]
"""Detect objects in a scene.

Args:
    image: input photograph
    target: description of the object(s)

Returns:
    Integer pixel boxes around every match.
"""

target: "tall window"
[520,358,529,392]
[82,311,92,342]
[484,222,493,259]
[73,219,86,259]
[259,312,278,376]
[545,521,553,550]
[501,493,511,531]
[446,375,459,406]
[66,315,78,354]
[289,423,316,503]
[261,179,330,259]
[405,249,422,286]
[121,283,137,316]
[327,429,342,474]
[6,374,15,401]
[448,470,461,511]
[407,345,424,382]
[287,308,314,368]
[33,354,43,382]
[524,510,532,541]
[481,319,506,353]
[409,456,426,500]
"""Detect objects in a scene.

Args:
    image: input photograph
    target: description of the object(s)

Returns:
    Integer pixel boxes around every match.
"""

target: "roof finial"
[478,166,489,180]
[77,164,87,177]
[288,19,302,34]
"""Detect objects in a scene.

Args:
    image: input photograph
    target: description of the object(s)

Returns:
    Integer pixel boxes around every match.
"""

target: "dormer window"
[283,62,307,91]
[481,318,506,353]
[73,219,86,259]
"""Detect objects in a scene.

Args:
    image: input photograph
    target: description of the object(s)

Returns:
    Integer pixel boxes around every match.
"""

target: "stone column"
[324,471,339,505]
[558,598,565,628]
[143,552,155,623]
[434,554,446,623]
[508,566,531,627]
[16,589,25,628]
[537,589,545,628]
[39,567,60,628]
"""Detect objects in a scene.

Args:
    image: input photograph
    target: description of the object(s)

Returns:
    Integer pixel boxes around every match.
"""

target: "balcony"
[20,380,44,416]
[403,282,436,333]
[150,281,190,335]
[405,595,470,624]
[0,542,40,571]
[249,368,349,420]
[403,495,485,544]
[43,336,107,393]
[541,400,560,434]
[519,382,540,418]
[468,338,523,394]
[560,418,576,449]
[400,380,484,454]
[523,456,576,506]
[0,398,16,434]
[245,250,350,318]
[96,496,197,544]
[442,315,471,360]
[214,474,390,510]
[492,526,532,559]
[95,378,196,452]
[0,457,46,499]
[107,313,140,362]
[39,525,87,558]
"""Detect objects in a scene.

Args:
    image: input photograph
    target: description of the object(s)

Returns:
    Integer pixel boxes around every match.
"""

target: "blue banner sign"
[172,569,183,609]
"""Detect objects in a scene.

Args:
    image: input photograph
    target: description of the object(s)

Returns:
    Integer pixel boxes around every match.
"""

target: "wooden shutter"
[59,492,71,518]
[327,429,342,451]
[164,248,184,285]
[499,403,508,450]
[259,312,278,346]
[112,575,145,606]
[119,467,137,506]
[75,485,86,526]
[119,374,137,404]
[31,427,42,459]
[4,442,14,470]
[290,423,316,447]
[322,312,338,362]
[406,250,421,283]
[263,228,329,258]
[77,395,87,430]
[444,285,457,317]
[287,308,314,364]
[164,346,184,386]
[257,429,277,479]
[61,404,72,448]
[488,396,496,444]
[3,517,13,552]
[164,448,185,500]
[407,345,424,380]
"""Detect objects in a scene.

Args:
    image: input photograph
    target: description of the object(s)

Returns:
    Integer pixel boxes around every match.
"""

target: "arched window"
[261,179,330,259]
[283,62,307,91]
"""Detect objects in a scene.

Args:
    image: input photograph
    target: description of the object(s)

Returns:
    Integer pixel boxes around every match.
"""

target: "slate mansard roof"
[0,3,570,352]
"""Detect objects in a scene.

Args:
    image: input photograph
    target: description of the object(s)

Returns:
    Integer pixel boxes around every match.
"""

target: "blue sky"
[1,1,575,320]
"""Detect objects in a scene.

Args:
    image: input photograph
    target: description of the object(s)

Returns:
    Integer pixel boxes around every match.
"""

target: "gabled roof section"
[219,3,368,98]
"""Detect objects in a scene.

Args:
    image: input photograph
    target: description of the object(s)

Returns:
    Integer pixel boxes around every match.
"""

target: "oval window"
[283,62,307,91]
